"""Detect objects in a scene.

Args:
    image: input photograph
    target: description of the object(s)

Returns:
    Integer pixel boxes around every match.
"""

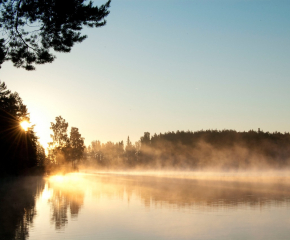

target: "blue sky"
[1,0,290,148]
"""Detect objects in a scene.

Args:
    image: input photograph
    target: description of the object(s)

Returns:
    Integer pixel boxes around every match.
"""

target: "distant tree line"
[86,130,290,170]
[0,81,45,176]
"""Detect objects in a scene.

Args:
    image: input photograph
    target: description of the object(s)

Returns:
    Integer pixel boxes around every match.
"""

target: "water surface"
[1,172,290,240]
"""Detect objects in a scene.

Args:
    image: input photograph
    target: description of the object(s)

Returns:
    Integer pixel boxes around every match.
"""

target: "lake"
[1,171,290,240]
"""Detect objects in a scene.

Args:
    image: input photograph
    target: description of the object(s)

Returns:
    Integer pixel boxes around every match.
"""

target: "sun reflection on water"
[28,171,290,239]
[44,173,86,229]
[49,173,83,183]
[41,185,53,200]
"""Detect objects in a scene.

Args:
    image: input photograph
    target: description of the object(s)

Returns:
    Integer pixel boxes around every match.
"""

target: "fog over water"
[85,131,290,171]
[1,171,289,240]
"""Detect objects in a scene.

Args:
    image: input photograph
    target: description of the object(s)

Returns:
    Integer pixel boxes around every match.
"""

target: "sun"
[20,120,30,131]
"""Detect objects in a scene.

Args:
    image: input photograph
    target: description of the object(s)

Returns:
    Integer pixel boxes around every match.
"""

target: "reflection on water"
[1,172,290,239]
[48,175,84,229]
[0,177,44,240]
[89,173,290,210]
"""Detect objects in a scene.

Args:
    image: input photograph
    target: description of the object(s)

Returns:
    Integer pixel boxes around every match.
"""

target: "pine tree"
[0,0,111,70]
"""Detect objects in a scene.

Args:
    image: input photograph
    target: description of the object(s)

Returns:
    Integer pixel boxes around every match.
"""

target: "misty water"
[1,172,290,240]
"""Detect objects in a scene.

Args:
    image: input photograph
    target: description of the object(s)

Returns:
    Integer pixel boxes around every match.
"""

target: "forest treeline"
[86,130,290,170]
[2,79,290,174]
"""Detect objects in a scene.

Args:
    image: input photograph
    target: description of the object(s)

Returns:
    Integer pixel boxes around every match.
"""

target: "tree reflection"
[90,174,290,210]
[0,177,44,240]
[39,173,290,233]
[47,176,84,230]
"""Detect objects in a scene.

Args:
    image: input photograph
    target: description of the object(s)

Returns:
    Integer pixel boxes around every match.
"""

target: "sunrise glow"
[20,121,30,131]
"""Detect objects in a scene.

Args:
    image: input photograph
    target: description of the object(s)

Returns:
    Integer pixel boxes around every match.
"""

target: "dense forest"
[0,81,45,176]
[86,130,290,170]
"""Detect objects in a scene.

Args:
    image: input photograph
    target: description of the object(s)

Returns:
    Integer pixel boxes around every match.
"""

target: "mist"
[83,130,290,171]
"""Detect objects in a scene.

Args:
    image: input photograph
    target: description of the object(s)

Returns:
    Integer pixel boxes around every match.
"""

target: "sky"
[1,0,290,149]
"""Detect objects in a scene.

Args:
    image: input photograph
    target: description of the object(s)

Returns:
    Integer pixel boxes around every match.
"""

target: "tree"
[36,141,46,166]
[50,116,69,148]
[0,81,39,175]
[70,127,85,168]
[0,81,29,120]
[48,116,85,169]
[48,116,69,164]
[0,0,111,70]
[140,132,151,165]
[125,136,136,166]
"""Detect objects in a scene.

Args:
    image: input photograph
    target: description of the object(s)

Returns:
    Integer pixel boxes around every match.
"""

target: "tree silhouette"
[48,116,85,171]
[48,116,69,164]
[70,127,85,168]
[125,136,136,166]
[0,81,29,120]
[0,81,39,175]
[50,116,69,148]
[0,0,111,70]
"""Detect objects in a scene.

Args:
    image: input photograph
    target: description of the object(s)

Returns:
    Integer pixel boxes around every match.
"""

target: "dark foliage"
[47,116,85,169]
[0,81,39,176]
[0,0,111,70]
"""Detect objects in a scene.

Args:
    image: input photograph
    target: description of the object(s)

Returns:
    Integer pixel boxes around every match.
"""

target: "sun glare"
[41,185,53,200]
[20,120,30,131]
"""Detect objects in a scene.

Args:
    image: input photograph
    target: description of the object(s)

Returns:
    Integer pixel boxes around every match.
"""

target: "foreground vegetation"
[0,81,45,176]
[0,81,85,176]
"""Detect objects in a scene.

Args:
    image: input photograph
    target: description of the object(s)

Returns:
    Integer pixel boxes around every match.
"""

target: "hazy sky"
[1,0,290,148]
